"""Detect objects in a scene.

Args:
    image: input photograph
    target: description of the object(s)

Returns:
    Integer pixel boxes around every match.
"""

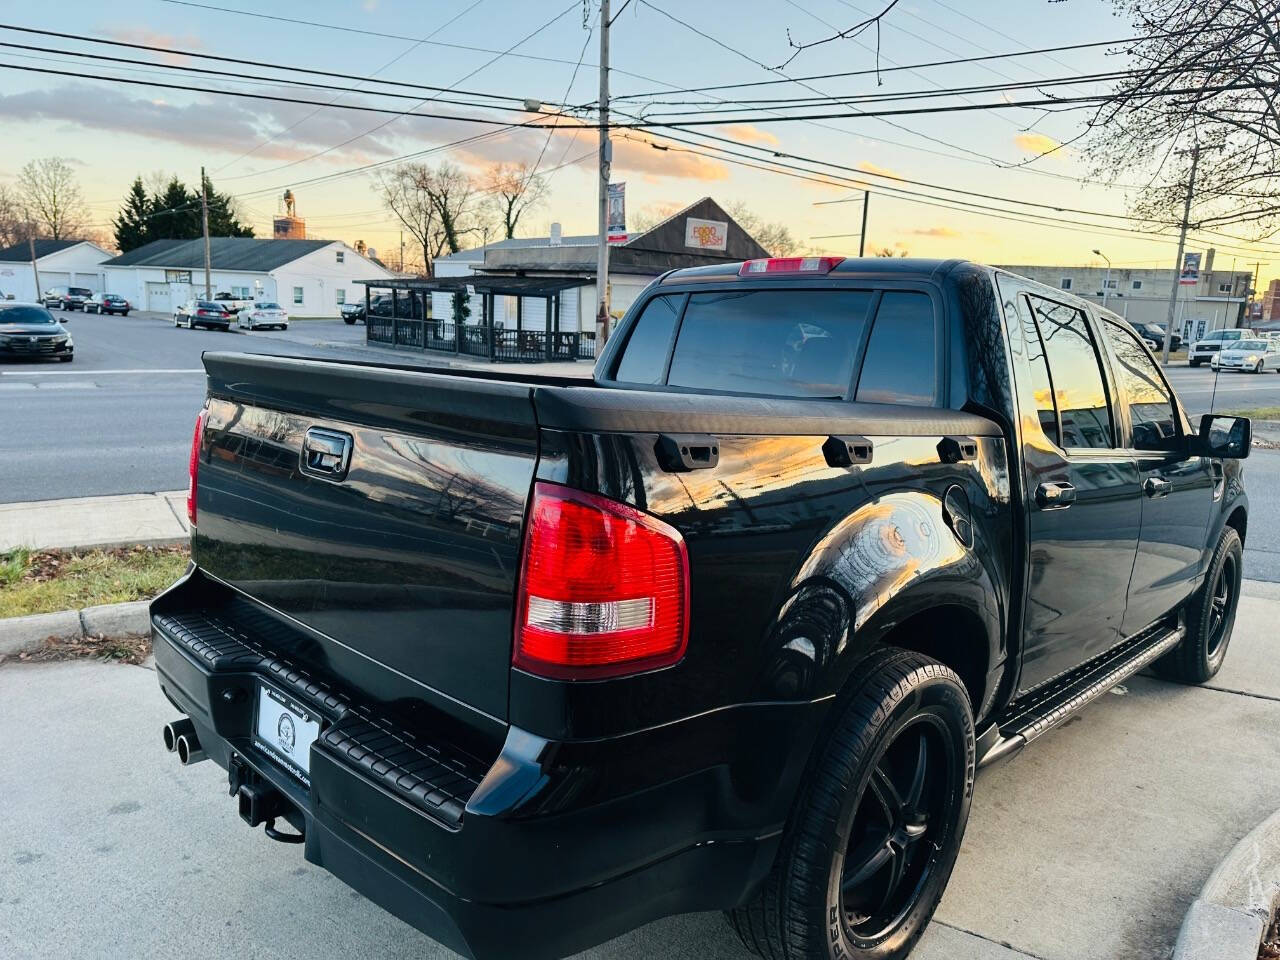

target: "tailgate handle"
[655,434,719,472]
[301,428,353,481]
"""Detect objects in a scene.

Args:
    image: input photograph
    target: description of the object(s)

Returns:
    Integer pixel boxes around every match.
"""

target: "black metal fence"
[362,285,592,363]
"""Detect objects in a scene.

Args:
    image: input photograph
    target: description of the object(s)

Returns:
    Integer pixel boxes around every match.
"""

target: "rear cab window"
[610,284,939,404]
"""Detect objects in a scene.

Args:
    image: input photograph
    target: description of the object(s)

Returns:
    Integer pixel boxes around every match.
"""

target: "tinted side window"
[1031,297,1114,449]
[1103,322,1178,451]
[855,292,937,406]
[1011,294,1060,445]
[614,295,682,384]
[666,290,871,398]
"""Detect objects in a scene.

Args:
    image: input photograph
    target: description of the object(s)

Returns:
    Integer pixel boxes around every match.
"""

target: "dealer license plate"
[255,684,321,782]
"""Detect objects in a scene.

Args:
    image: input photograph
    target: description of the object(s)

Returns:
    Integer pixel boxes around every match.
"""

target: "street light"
[1093,248,1112,309]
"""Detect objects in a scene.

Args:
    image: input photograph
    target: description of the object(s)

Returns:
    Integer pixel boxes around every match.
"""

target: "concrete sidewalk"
[0,490,187,552]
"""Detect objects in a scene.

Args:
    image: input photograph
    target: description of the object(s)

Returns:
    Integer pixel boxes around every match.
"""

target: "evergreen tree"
[201,174,254,238]
[112,178,151,252]
[147,177,200,240]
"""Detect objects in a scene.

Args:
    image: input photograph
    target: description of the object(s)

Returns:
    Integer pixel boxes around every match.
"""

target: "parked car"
[83,293,131,316]
[1131,321,1180,352]
[153,257,1250,960]
[42,286,92,311]
[1210,337,1280,373]
[212,292,253,315]
[340,300,366,324]
[174,299,233,331]
[237,301,288,331]
[0,301,73,362]
[1188,327,1256,366]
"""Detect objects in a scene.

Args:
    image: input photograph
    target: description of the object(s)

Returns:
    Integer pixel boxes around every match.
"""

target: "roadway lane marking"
[0,367,203,377]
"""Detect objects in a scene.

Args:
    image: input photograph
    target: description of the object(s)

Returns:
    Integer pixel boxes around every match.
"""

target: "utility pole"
[1162,144,1200,366]
[595,0,612,343]
[858,190,869,257]
[200,166,212,300]
[28,235,40,299]
[1247,260,1268,325]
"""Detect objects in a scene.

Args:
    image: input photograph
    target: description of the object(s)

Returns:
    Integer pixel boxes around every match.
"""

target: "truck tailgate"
[193,353,539,724]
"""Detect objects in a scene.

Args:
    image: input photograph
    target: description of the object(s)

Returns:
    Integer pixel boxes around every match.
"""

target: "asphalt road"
[0,311,450,503]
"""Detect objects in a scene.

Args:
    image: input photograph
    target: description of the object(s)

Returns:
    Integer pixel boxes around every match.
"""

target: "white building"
[102,237,395,317]
[0,239,114,301]
[998,258,1253,343]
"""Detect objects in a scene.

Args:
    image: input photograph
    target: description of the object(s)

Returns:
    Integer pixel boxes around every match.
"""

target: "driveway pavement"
[2,587,1279,960]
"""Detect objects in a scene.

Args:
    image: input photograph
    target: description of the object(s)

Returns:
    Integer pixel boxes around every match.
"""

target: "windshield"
[0,305,57,325]
[257,303,281,310]
[197,301,225,310]
[1233,340,1268,351]
[1215,330,1246,341]
[70,288,91,296]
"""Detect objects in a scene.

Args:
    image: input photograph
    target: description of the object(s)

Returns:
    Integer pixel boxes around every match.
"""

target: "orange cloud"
[103,27,204,62]
[911,226,962,238]
[1014,132,1062,156]
[722,124,779,147]
[856,161,903,180]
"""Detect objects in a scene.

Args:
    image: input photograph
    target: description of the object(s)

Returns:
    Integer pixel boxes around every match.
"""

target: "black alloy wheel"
[1154,526,1243,684]
[838,715,959,944]
[1206,552,1236,661]
[731,648,974,960]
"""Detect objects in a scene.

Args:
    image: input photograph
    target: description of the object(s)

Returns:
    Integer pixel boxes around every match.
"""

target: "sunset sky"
[2,0,1275,287]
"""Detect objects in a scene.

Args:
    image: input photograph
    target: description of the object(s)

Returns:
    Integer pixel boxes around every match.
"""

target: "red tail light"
[738,256,844,276]
[187,410,206,526]
[514,482,690,679]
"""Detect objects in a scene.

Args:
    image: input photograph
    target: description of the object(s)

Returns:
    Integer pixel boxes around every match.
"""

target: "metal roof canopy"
[356,275,591,297]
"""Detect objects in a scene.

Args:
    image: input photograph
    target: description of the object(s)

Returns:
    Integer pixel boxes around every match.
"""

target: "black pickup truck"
[152,257,1251,960]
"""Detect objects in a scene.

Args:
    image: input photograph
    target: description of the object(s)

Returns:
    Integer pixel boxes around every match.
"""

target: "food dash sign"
[684,217,728,251]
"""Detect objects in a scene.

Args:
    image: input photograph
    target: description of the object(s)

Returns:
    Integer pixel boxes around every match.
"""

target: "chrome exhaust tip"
[163,718,195,753]
[176,732,207,766]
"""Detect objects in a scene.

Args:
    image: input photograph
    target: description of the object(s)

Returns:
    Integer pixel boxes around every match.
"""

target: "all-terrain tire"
[1153,527,1243,684]
[729,648,975,960]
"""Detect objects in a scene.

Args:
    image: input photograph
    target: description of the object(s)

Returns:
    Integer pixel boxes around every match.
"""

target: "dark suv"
[42,286,92,311]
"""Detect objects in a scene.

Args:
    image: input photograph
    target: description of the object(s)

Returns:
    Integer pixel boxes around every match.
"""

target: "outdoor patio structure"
[357,275,595,362]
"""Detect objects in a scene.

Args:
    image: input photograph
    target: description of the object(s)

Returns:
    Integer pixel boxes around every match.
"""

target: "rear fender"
[765,490,1003,710]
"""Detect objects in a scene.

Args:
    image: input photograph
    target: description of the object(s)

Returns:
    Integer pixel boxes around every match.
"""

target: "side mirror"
[1192,414,1251,459]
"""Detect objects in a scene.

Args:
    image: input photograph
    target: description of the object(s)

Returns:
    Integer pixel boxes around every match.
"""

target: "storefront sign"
[684,217,728,251]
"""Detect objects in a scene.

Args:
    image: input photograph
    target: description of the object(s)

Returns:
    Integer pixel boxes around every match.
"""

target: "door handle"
[1035,481,1076,510]
[300,427,353,481]
[1143,476,1172,499]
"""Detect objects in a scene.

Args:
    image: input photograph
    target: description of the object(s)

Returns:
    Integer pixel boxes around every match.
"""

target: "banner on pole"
[607,182,627,244]
[1179,251,1201,286]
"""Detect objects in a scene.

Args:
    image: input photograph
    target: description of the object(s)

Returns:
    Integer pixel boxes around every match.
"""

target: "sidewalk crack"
[158,492,187,530]
[934,920,1050,959]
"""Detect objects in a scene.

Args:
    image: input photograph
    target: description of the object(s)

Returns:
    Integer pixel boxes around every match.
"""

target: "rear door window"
[1030,297,1114,449]
[854,292,938,406]
[614,294,682,385]
[664,289,872,398]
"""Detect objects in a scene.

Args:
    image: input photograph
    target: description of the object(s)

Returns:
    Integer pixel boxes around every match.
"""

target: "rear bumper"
[151,573,809,959]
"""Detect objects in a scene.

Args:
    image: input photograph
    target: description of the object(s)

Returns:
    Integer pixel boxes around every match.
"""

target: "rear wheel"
[730,649,974,960]
[1154,527,1243,684]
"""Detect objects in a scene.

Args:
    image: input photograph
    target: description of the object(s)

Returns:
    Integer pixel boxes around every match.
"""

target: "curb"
[1173,806,1280,959]
[0,600,150,659]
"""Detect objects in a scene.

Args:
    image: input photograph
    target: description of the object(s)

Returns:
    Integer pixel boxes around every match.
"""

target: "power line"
[212,0,488,177]
[216,0,583,182]
[0,23,561,105]
[609,31,1192,100]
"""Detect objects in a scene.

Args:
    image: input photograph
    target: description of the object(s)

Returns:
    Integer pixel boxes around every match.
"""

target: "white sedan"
[1211,338,1280,373]
[237,301,289,331]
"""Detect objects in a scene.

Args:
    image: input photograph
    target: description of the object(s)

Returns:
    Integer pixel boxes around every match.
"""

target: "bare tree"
[1081,1,1280,238]
[429,161,480,255]
[483,162,548,239]
[630,202,683,233]
[0,184,35,248]
[726,200,799,256]
[873,246,908,257]
[375,161,482,276]
[17,157,88,240]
